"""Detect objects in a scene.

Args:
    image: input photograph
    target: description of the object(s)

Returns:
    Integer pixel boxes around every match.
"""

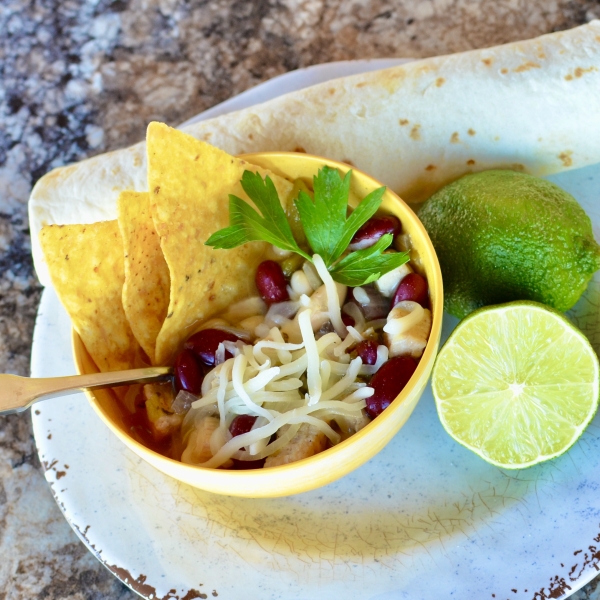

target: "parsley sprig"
[205,167,409,287]
[203,171,312,262]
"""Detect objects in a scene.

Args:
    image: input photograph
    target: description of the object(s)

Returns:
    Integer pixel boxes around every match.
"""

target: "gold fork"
[0,367,173,415]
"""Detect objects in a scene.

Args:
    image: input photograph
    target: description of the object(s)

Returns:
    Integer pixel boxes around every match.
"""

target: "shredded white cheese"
[231,354,275,421]
[353,287,371,305]
[181,251,429,470]
[313,254,347,338]
[185,300,372,468]
[298,308,322,405]
[383,301,424,336]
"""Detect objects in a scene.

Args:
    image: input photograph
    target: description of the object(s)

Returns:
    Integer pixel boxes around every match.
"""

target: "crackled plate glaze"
[31,59,600,600]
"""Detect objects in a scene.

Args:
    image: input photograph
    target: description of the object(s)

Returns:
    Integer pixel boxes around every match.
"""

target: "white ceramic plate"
[31,59,600,600]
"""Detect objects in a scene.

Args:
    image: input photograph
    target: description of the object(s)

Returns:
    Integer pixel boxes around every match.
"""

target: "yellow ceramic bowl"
[73,152,443,498]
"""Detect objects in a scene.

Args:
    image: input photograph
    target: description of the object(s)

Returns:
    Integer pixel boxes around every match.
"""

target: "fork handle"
[0,367,173,415]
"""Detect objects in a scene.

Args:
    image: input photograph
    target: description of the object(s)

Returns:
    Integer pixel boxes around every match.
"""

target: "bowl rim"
[73,150,444,494]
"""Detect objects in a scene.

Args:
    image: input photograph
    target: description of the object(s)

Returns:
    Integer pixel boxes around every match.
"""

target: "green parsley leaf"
[205,171,311,261]
[295,167,384,265]
[331,186,386,260]
[205,167,407,288]
[329,234,410,287]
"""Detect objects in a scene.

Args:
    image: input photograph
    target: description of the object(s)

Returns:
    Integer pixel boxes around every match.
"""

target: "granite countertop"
[2,0,600,597]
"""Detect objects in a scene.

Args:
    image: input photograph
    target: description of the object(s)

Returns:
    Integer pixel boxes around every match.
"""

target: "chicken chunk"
[144,382,182,440]
[264,423,328,467]
[385,301,432,358]
[181,415,232,468]
[334,410,371,440]
[239,314,264,333]
[375,262,412,297]
[144,382,174,411]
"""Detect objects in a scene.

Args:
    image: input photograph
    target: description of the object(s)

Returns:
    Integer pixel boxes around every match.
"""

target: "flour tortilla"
[30,21,600,287]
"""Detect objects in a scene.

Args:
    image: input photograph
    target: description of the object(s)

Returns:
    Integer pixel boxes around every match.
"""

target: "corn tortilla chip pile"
[41,123,293,374]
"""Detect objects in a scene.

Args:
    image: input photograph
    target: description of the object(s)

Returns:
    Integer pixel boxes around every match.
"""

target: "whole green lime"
[419,170,600,319]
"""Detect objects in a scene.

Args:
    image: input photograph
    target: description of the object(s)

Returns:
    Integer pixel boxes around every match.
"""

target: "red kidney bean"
[348,285,390,320]
[356,340,378,365]
[349,215,401,251]
[341,312,356,327]
[184,328,240,366]
[232,458,267,470]
[392,273,428,307]
[174,349,204,395]
[229,415,263,467]
[317,321,335,336]
[365,356,418,418]
[255,260,289,304]
[229,414,258,438]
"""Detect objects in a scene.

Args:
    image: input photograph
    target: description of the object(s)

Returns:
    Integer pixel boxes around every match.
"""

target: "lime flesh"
[419,170,600,319]
[432,302,599,468]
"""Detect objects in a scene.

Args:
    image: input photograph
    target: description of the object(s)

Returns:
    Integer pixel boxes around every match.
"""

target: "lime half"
[432,301,599,468]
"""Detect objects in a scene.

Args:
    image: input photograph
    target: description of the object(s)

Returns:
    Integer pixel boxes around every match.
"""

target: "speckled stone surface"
[1,1,600,597]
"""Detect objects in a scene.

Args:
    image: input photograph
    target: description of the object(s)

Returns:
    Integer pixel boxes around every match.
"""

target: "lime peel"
[432,301,599,469]
[419,170,600,319]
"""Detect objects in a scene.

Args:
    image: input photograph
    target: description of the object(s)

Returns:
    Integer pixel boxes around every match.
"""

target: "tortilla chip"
[118,191,170,364]
[147,122,294,365]
[39,221,140,372]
